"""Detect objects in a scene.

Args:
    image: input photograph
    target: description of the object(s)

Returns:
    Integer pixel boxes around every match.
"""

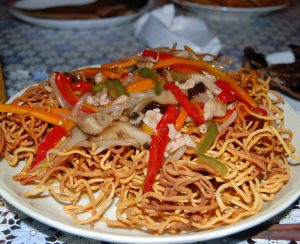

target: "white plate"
[9,1,153,29]
[0,85,300,243]
[171,0,290,20]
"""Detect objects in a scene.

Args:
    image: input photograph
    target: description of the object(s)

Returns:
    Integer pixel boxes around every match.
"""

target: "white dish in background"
[13,0,97,10]
[0,84,300,243]
[171,0,290,20]
[9,0,152,29]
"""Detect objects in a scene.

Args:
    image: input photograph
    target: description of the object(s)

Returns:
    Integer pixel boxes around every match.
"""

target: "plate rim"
[171,0,290,13]
[1,84,300,243]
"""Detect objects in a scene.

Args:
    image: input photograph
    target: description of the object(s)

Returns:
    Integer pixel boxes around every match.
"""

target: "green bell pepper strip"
[197,154,228,177]
[196,121,218,155]
[195,121,228,176]
[91,79,128,99]
[138,67,163,96]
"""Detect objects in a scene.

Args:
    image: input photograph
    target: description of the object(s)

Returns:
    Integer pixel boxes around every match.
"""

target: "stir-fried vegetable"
[164,82,205,125]
[144,104,179,192]
[138,67,163,95]
[55,72,95,113]
[152,56,257,108]
[197,154,228,177]
[141,49,174,60]
[91,79,128,99]
[29,125,68,170]
[126,78,155,93]
[196,121,218,155]
[0,104,74,130]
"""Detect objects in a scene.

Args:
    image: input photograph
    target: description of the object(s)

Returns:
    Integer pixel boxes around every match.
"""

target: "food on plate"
[243,44,300,100]
[181,0,289,7]
[14,0,148,19]
[0,46,299,234]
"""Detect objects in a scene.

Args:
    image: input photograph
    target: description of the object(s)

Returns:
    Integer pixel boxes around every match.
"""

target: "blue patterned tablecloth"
[1,0,300,243]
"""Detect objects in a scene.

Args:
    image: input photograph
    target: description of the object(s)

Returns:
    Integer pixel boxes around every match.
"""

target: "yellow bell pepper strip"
[197,154,227,177]
[152,57,257,108]
[0,104,74,130]
[101,59,137,69]
[29,125,68,171]
[144,104,179,192]
[55,72,95,113]
[164,82,205,125]
[141,122,153,135]
[175,107,187,130]
[138,67,163,95]
[126,78,155,93]
[195,121,218,155]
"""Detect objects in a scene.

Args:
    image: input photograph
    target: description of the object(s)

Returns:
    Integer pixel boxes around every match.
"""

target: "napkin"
[134,4,222,55]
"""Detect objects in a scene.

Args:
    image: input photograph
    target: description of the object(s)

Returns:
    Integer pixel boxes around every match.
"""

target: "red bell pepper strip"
[55,72,95,113]
[144,104,179,192]
[215,79,256,108]
[164,82,205,125]
[71,81,92,95]
[29,125,68,170]
[216,89,237,103]
[152,57,257,108]
[250,106,268,116]
[170,64,203,73]
[141,49,174,60]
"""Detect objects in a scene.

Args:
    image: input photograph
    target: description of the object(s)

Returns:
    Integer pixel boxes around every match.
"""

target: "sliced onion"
[56,111,79,123]
[259,104,273,116]
[62,126,88,149]
[72,92,91,116]
[49,73,71,109]
[167,146,186,161]
[45,127,87,163]
[79,138,138,155]
[129,90,155,99]
[218,110,237,131]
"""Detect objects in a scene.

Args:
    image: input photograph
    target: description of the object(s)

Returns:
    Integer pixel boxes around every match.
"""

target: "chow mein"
[0,46,299,234]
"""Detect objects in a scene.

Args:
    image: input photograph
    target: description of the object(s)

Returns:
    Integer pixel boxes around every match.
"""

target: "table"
[1,0,300,243]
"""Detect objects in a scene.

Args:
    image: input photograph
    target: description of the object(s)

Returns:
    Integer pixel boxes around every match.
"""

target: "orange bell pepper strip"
[213,109,234,123]
[0,104,74,130]
[101,59,137,69]
[74,67,120,80]
[175,107,188,130]
[152,57,257,108]
[126,78,155,93]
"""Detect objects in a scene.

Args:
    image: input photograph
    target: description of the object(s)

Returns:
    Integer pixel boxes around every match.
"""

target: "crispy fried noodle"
[0,46,299,234]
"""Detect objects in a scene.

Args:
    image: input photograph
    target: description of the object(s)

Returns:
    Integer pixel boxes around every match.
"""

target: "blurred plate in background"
[171,0,290,20]
[9,0,152,29]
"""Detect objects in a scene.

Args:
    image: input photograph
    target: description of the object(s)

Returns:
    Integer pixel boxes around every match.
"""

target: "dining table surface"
[1,0,300,243]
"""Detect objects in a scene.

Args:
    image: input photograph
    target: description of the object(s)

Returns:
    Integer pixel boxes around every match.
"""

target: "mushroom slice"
[78,113,113,135]
[97,121,151,147]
